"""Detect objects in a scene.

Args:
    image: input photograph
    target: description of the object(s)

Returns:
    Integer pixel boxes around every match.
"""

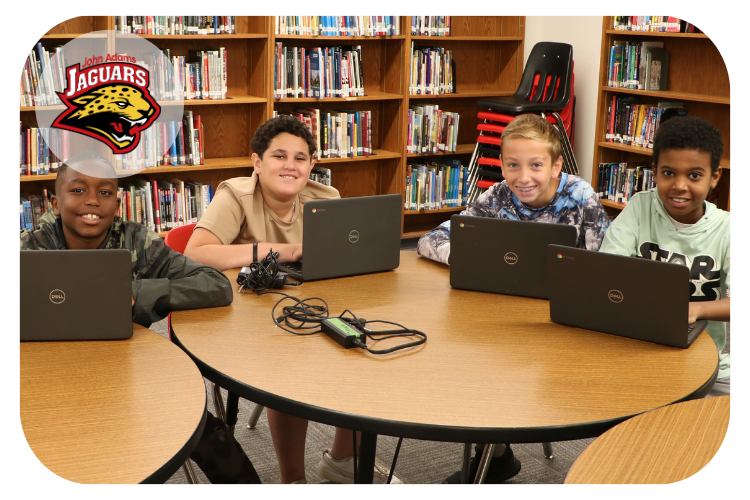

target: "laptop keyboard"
[687,321,704,345]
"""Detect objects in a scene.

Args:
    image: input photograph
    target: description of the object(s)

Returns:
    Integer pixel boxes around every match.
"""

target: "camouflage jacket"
[20,212,233,326]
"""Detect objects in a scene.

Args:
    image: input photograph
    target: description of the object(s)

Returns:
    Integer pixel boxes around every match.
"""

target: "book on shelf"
[275,16,399,36]
[407,105,460,154]
[605,96,683,149]
[275,109,372,159]
[409,43,454,95]
[645,47,669,91]
[405,159,468,211]
[275,44,364,99]
[410,16,451,36]
[115,16,236,35]
[597,162,654,205]
[612,16,683,32]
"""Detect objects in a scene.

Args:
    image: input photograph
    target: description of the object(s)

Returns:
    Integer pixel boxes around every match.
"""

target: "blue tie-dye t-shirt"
[417,173,611,265]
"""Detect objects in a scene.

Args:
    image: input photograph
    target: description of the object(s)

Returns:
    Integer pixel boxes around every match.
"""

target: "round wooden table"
[20,325,207,484]
[171,251,718,480]
[565,395,729,483]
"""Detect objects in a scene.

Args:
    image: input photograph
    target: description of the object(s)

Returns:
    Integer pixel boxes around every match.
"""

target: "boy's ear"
[51,195,60,216]
[251,152,262,175]
[551,155,563,177]
[710,166,722,189]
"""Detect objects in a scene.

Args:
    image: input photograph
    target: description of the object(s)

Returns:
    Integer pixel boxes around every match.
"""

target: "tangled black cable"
[237,249,300,293]
[238,249,426,354]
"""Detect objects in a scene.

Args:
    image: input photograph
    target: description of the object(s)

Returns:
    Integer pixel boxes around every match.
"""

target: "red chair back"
[163,223,197,254]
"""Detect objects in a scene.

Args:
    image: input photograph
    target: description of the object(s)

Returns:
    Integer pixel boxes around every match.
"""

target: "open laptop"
[276,194,402,281]
[547,245,708,348]
[450,216,577,298]
[20,249,133,341]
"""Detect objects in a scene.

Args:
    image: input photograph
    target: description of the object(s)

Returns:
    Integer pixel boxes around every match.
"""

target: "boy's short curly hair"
[501,114,563,162]
[250,115,316,159]
[652,116,723,173]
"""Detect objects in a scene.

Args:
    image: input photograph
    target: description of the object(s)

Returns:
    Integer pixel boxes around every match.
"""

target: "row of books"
[115,111,205,170]
[596,163,655,205]
[274,44,364,99]
[19,192,52,231]
[411,16,451,36]
[21,43,65,107]
[608,40,668,91]
[20,125,68,175]
[605,96,683,149]
[115,16,237,35]
[405,160,469,211]
[275,109,373,159]
[409,45,455,95]
[274,16,400,36]
[117,179,213,233]
[149,48,228,100]
[20,111,205,176]
[611,16,699,33]
[407,105,460,154]
[309,167,332,186]
[19,177,215,233]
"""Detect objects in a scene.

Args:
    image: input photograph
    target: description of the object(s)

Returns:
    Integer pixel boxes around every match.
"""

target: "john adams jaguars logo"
[52,62,160,154]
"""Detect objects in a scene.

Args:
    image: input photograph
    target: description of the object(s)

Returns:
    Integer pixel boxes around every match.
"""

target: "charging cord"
[237,248,301,293]
[338,309,427,354]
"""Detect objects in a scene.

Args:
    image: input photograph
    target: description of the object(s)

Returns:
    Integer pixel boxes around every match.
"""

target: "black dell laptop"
[547,245,708,348]
[450,216,577,298]
[20,250,133,341]
[276,194,402,281]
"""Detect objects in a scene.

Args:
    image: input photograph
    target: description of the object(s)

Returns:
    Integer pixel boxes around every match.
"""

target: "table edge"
[141,397,207,484]
[171,328,718,443]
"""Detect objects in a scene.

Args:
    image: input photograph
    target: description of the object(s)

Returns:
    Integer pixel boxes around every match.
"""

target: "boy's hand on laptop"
[688,302,700,324]
[132,295,135,308]
[276,243,303,262]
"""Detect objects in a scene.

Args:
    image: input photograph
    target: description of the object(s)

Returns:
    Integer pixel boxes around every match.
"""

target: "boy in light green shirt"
[601,116,730,388]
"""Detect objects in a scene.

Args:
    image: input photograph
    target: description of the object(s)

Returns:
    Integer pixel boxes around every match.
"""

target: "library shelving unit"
[591,16,730,216]
[20,16,525,239]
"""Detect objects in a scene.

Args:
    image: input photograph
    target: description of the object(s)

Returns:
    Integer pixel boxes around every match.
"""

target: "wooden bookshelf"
[592,17,730,215]
[20,16,525,238]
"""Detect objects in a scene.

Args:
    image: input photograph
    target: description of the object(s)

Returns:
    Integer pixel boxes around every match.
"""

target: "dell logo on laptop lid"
[608,290,624,303]
[504,252,518,265]
[349,230,360,243]
[49,289,66,304]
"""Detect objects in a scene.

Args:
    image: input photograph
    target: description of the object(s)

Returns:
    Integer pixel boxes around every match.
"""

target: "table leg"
[246,404,265,429]
[461,443,473,484]
[225,391,240,435]
[357,432,377,484]
[473,444,495,484]
[212,383,226,421]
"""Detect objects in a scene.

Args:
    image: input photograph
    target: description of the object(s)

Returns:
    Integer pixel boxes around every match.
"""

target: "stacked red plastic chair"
[466,42,577,203]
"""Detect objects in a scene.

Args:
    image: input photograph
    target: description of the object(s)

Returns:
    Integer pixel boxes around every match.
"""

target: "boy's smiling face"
[500,137,563,209]
[52,162,118,249]
[253,132,315,202]
[655,148,721,224]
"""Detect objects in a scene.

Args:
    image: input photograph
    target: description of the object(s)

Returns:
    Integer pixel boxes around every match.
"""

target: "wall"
[523,17,603,184]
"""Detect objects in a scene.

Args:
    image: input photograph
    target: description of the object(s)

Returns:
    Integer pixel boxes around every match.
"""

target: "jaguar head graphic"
[53,83,160,154]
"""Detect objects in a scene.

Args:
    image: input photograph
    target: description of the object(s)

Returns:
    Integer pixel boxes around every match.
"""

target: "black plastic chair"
[466,42,578,203]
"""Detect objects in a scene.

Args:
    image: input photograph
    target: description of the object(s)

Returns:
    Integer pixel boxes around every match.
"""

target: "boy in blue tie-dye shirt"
[418,114,610,484]
[418,114,610,266]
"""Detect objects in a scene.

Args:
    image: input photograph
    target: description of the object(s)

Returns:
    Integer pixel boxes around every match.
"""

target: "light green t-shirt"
[600,188,730,378]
